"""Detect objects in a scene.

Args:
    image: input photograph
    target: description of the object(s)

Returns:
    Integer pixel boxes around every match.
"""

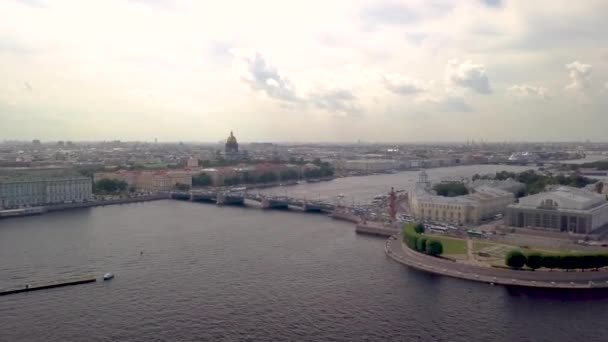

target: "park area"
[405,222,608,271]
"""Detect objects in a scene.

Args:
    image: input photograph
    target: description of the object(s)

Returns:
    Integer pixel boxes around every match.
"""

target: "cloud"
[309,88,361,116]
[445,59,491,94]
[381,73,426,95]
[361,2,418,28]
[230,50,363,115]
[481,0,502,8]
[508,84,550,99]
[17,0,48,8]
[437,96,472,112]
[231,49,299,103]
[565,61,592,90]
[421,94,472,112]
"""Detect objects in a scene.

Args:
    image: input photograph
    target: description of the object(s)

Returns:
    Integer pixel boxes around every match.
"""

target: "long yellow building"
[409,171,515,225]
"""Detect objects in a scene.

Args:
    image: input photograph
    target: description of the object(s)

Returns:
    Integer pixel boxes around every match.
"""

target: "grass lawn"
[425,234,467,255]
[473,240,497,252]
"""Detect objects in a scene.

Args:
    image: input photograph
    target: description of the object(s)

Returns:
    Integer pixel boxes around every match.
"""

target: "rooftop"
[513,186,607,211]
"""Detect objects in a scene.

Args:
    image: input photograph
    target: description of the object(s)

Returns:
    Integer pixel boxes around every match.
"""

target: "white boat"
[103,273,114,281]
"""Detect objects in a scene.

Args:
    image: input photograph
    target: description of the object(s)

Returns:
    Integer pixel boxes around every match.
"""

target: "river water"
[1,165,607,342]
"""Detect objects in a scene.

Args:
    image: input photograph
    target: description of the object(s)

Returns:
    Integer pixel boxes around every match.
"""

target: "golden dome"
[225,131,239,153]
[226,131,237,144]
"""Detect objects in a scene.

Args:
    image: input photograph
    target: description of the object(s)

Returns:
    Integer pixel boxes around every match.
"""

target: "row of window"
[420,202,465,211]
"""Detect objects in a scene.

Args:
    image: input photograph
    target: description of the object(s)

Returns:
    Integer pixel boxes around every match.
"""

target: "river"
[1,165,606,341]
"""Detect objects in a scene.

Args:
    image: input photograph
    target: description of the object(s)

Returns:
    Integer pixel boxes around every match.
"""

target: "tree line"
[94,179,128,194]
[505,250,608,271]
[472,170,596,196]
[403,223,444,257]
[433,182,469,197]
[191,166,334,187]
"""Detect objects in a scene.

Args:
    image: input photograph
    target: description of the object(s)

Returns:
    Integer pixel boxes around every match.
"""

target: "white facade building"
[505,186,608,234]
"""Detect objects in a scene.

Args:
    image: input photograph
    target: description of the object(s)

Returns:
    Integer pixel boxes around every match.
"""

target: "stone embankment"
[45,194,170,212]
[385,234,608,289]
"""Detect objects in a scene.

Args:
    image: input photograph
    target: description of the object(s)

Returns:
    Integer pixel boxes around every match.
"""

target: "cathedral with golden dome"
[223,131,246,161]
[225,131,239,153]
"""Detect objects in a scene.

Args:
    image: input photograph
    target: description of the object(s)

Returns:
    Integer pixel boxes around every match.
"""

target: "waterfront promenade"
[385,234,608,289]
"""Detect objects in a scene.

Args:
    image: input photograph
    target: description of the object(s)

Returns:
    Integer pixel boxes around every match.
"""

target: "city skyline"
[1,0,607,142]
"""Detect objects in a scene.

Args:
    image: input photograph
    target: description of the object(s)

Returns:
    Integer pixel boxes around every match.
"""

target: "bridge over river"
[170,189,341,212]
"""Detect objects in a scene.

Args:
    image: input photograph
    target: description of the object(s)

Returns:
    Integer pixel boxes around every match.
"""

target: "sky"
[0,0,607,143]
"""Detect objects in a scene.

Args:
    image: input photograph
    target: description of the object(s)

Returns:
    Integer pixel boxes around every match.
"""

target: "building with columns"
[504,186,608,234]
[409,170,515,225]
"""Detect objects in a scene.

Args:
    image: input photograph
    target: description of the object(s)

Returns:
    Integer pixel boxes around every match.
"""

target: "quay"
[385,234,608,290]
[0,276,97,296]
[355,223,399,237]
[0,194,170,219]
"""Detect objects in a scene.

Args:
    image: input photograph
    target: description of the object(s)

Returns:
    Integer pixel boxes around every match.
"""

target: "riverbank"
[385,233,608,289]
[0,194,170,219]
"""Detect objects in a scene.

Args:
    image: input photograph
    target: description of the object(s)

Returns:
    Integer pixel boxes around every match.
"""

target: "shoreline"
[385,233,608,289]
[0,194,170,219]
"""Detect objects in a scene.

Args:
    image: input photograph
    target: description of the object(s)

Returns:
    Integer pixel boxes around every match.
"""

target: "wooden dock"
[0,276,97,296]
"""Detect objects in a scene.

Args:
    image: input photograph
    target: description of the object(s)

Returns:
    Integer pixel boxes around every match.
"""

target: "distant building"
[0,171,92,209]
[343,159,399,173]
[505,186,608,234]
[187,156,199,168]
[94,170,192,192]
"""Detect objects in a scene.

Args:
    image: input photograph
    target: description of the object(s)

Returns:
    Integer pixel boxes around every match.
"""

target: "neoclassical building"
[505,186,608,234]
[409,170,515,225]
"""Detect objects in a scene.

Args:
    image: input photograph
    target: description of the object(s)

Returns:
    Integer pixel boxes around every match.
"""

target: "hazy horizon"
[1,0,607,142]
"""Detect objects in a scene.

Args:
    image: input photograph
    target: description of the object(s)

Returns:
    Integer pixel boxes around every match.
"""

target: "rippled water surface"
[2,166,607,342]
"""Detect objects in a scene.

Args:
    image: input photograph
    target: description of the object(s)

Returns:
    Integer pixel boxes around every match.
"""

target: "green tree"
[243,172,257,184]
[580,255,596,271]
[304,168,322,179]
[258,172,278,183]
[505,250,526,269]
[416,237,427,252]
[562,255,578,271]
[426,240,443,256]
[414,223,425,234]
[175,183,190,191]
[525,252,543,270]
[280,169,299,181]
[94,179,128,194]
[192,173,212,187]
[541,255,560,271]
[433,182,469,197]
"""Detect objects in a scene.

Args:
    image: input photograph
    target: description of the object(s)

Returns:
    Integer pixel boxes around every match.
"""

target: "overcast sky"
[1,0,607,142]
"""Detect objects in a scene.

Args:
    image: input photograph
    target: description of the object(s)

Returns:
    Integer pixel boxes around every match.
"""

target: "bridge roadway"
[385,234,608,289]
[170,189,340,212]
